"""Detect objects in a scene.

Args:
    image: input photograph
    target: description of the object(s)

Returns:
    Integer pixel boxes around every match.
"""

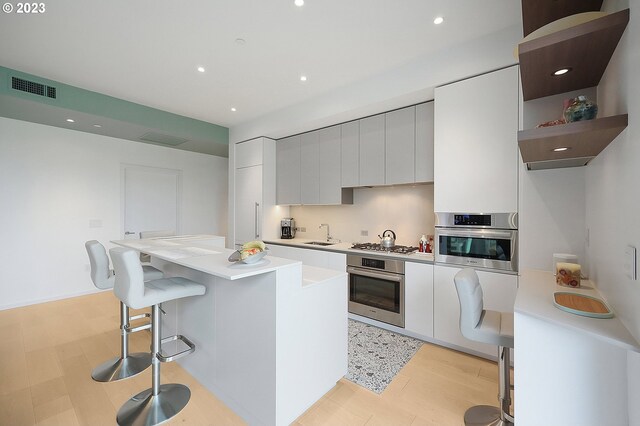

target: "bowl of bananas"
[228,240,268,264]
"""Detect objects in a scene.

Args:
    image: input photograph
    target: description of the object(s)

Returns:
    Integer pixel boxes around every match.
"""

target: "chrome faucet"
[319,223,331,242]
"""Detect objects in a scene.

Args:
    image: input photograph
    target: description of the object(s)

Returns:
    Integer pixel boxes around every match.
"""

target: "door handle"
[125,231,136,235]
[254,202,260,238]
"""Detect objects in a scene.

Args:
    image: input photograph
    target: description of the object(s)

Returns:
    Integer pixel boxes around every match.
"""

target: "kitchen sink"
[304,241,336,246]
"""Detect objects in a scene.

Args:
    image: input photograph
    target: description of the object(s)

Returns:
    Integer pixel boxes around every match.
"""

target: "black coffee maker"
[281,218,296,239]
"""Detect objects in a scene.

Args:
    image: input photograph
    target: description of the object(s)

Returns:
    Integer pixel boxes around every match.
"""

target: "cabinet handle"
[255,202,260,238]
[125,231,136,235]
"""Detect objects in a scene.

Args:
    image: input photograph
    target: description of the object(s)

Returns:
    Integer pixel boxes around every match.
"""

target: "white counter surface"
[515,269,640,352]
[112,235,301,281]
[264,238,434,264]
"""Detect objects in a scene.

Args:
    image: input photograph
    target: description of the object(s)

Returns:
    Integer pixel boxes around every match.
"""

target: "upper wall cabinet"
[319,125,352,204]
[434,66,520,213]
[385,106,416,185]
[359,114,386,186]
[276,135,301,205]
[341,121,360,187]
[235,137,264,169]
[300,131,320,204]
[415,102,435,182]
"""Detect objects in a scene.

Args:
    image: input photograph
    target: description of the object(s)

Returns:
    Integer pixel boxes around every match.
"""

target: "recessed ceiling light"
[66,119,75,123]
[197,66,205,73]
[553,147,570,152]
[300,75,307,82]
[93,124,102,128]
[553,68,571,76]
[433,16,444,25]
[295,0,304,6]
[231,107,237,112]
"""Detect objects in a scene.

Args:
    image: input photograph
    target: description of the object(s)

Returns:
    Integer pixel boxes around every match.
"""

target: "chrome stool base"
[91,352,152,382]
[464,405,512,426]
[117,383,191,426]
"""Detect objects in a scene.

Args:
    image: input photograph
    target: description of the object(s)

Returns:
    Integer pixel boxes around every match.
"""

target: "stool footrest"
[129,312,151,321]
[124,322,152,333]
[158,334,195,363]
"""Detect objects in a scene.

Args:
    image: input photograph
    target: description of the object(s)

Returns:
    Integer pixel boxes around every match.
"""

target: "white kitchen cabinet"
[359,114,385,186]
[385,106,416,185]
[433,264,517,357]
[404,262,434,338]
[434,66,519,213]
[415,102,434,182]
[341,121,359,187]
[233,137,279,248]
[276,135,301,205]
[301,131,320,205]
[319,125,352,204]
[235,137,264,169]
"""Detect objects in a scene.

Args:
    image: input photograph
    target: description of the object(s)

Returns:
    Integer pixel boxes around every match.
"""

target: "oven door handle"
[347,266,403,283]
[436,228,515,239]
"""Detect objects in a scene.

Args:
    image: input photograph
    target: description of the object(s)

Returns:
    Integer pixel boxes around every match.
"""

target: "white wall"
[587,1,638,423]
[290,184,434,246]
[0,117,228,310]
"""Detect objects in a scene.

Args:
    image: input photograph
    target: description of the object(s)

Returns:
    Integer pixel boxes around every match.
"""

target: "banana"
[242,240,266,251]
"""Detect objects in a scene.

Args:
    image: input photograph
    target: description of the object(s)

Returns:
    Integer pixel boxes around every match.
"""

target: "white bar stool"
[85,240,164,382]
[110,247,206,426]
[454,268,514,426]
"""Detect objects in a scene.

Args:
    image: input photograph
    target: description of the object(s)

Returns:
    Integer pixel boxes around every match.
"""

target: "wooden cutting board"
[553,292,614,319]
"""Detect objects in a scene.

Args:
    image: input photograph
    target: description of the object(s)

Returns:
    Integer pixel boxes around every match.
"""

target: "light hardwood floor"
[1,291,506,425]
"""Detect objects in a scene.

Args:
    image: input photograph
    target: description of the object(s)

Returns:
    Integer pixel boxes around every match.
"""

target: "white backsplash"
[289,184,434,246]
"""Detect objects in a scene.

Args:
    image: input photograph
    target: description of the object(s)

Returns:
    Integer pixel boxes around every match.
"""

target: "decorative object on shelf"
[536,118,566,128]
[553,292,614,319]
[563,95,598,122]
[556,262,581,287]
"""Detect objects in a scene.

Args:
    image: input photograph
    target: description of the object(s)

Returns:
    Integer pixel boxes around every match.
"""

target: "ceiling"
[0,0,522,133]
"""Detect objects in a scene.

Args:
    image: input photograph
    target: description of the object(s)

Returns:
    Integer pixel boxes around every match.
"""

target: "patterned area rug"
[346,319,423,394]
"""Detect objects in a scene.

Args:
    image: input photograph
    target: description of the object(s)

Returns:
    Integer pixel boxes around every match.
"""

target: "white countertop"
[263,238,435,263]
[515,269,640,352]
[112,235,301,281]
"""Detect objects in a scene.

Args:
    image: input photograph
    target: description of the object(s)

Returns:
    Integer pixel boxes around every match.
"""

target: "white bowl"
[228,247,268,264]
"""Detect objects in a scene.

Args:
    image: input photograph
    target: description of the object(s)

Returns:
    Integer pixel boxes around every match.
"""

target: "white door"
[234,165,262,246]
[122,165,180,239]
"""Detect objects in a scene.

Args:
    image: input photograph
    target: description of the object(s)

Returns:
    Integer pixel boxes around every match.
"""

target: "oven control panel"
[361,258,385,269]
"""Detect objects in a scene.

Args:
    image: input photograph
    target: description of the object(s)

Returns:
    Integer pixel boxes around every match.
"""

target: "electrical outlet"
[299,227,306,232]
[625,245,637,281]
[361,230,368,236]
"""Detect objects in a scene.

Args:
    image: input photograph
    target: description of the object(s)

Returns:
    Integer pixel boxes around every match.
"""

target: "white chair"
[110,247,206,426]
[454,268,514,426]
[85,240,164,382]
[139,230,175,263]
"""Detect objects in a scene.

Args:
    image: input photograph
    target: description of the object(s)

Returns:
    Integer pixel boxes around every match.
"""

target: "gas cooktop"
[350,243,419,254]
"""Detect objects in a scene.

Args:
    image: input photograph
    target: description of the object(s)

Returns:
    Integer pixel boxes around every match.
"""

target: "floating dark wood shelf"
[519,8,629,101]
[518,114,628,170]
[521,0,603,36]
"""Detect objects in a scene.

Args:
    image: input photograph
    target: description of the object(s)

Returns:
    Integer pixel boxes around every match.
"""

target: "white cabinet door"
[235,138,264,168]
[267,245,346,272]
[434,66,519,213]
[276,135,301,205]
[301,131,320,205]
[319,125,343,204]
[405,262,434,338]
[341,121,359,187]
[359,114,385,186]
[235,165,263,245]
[433,264,517,357]
[385,106,415,185]
[415,102,434,183]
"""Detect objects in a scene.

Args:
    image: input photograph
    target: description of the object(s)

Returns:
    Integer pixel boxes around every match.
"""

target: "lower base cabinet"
[404,262,434,338]
[433,264,518,357]
[267,244,346,272]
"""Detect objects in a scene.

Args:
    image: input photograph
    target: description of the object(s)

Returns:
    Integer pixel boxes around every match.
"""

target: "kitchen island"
[514,269,640,426]
[112,235,348,426]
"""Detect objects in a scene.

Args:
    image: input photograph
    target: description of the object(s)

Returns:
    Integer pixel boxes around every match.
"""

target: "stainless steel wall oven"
[347,254,405,328]
[435,213,518,273]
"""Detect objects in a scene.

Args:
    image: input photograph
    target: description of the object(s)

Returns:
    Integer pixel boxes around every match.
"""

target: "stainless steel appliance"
[435,212,518,273]
[350,243,418,255]
[280,218,295,239]
[347,254,405,327]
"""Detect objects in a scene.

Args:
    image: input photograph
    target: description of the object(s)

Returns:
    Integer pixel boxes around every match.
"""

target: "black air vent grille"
[11,76,57,99]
